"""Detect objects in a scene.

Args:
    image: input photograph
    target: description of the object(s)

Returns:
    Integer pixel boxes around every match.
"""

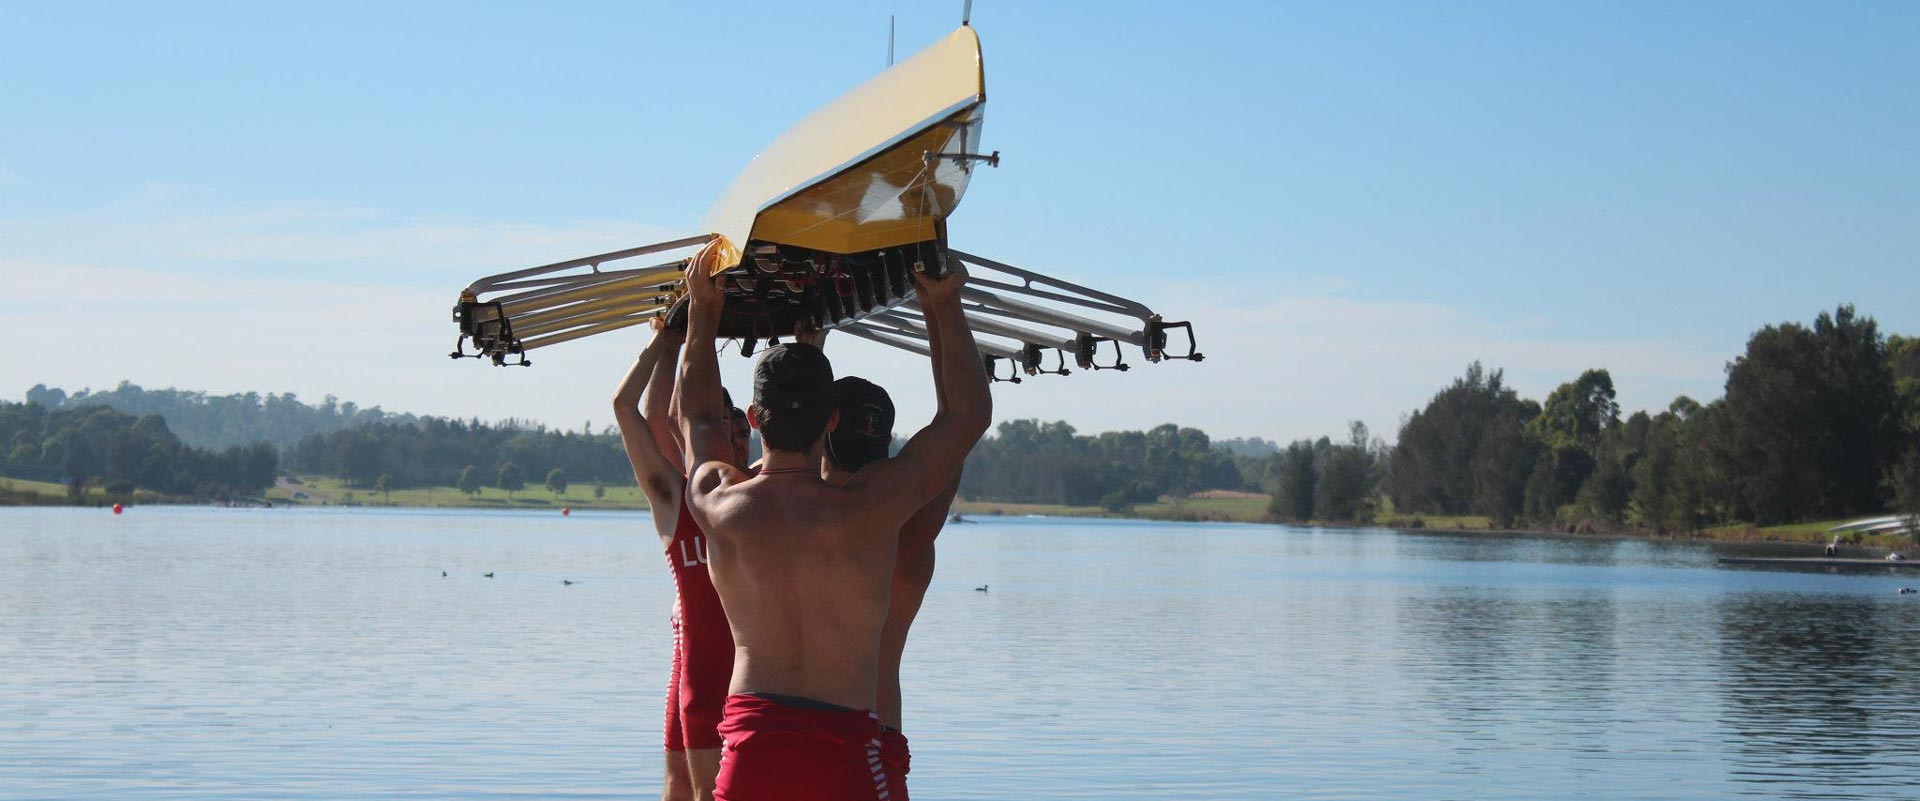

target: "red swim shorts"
[713,694,890,801]
[879,726,911,801]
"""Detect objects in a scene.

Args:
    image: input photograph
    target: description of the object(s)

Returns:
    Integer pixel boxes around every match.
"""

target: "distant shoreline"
[952,500,1913,550]
[6,476,1910,552]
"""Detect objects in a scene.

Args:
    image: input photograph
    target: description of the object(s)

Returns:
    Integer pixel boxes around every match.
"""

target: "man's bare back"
[817,373,963,731]
[691,468,901,709]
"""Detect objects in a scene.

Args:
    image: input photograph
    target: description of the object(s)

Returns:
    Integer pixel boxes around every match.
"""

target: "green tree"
[1890,334,1920,435]
[1575,411,1645,526]
[1389,363,1536,516]
[457,465,482,497]
[1713,306,1896,523]
[1523,370,1619,525]
[1528,370,1621,453]
[0,400,271,500]
[497,462,525,501]
[374,473,393,503]
[1267,440,1318,522]
[25,384,67,409]
[1630,397,1713,533]
[1471,404,1537,527]
[1308,422,1376,523]
[1887,450,1920,534]
[545,467,568,499]
[592,482,606,500]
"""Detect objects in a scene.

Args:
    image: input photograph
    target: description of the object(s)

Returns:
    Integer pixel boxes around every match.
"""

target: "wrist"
[688,311,722,340]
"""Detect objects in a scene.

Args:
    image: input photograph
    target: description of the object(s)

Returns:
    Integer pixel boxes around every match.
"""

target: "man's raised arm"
[642,323,687,476]
[853,264,991,513]
[613,321,686,537]
[674,243,735,477]
[896,304,968,540]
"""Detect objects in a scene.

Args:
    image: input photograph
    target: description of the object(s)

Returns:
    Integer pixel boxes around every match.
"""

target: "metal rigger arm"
[449,238,1202,379]
[451,235,715,366]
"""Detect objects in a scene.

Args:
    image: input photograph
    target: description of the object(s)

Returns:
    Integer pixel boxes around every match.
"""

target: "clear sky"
[4,1,1916,443]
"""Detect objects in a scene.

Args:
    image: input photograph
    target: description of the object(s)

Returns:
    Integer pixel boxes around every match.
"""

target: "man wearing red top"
[675,244,989,801]
[613,319,750,801]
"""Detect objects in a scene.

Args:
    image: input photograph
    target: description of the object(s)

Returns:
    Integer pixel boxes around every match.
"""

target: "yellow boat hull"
[700,26,987,267]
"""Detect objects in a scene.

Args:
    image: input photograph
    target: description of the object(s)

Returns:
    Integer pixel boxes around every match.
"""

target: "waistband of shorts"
[720,693,879,732]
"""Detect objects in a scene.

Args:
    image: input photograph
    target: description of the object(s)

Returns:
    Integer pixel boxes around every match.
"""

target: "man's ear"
[746,405,765,431]
[823,408,841,434]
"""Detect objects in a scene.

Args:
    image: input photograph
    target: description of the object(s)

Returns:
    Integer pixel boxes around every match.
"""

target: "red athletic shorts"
[713,694,890,801]
[879,727,911,800]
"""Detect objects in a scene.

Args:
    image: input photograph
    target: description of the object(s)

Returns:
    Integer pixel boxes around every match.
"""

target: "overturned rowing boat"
[450,23,1200,382]
[1830,516,1918,536]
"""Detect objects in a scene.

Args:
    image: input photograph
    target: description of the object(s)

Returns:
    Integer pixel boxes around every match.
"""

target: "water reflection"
[1716,596,1920,797]
[1395,590,1624,790]
[3,509,1918,800]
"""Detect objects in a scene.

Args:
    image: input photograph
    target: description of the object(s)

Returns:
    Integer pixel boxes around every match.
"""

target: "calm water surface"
[2,507,1917,800]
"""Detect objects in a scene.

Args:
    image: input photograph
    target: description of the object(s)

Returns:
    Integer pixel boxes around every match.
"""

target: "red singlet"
[713,694,889,801]
[662,497,733,751]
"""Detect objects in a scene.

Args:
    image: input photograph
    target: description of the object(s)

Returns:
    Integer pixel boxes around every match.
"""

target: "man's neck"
[759,448,820,475]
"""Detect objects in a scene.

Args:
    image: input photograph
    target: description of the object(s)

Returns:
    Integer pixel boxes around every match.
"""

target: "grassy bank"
[954,493,1268,523]
[1070,492,1918,550]
[0,477,174,506]
[267,476,654,510]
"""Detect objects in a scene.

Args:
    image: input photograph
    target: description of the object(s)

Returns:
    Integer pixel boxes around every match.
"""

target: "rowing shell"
[450,24,1200,378]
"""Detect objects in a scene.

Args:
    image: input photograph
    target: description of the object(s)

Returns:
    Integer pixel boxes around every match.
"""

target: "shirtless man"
[822,374,959,801]
[802,326,961,801]
[612,320,750,801]
[675,245,990,801]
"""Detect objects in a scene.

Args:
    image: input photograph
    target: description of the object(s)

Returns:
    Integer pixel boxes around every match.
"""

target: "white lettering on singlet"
[677,536,709,567]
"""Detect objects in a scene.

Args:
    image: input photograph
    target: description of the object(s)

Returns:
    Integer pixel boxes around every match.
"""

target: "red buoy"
[112,503,124,514]
[562,507,571,516]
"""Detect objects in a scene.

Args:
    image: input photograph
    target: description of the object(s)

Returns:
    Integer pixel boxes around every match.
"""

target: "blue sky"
[4,1,1916,442]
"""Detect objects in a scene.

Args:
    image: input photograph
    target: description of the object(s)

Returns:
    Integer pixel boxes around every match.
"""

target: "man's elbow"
[963,392,993,430]
[939,400,992,441]
[962,409,992,441]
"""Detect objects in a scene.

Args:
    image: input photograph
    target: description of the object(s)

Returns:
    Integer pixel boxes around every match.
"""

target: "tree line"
[9,379,1274,505]
[13,303,1915,527]
[1267,305,1920,531]
[958,419,1254,509]
[24,382,416,450]
[288,414,1264,508]
[282,417,634,494]
[0,402,277,499]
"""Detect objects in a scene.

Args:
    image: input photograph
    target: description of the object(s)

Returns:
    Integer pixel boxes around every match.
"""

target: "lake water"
[2,507,1917,800]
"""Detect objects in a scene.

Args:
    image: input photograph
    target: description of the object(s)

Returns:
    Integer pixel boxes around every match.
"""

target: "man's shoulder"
[689,461,746,488]
[687,462,753,513]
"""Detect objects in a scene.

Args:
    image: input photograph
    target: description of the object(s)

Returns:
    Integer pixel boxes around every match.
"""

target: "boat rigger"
[448,24,1200,379]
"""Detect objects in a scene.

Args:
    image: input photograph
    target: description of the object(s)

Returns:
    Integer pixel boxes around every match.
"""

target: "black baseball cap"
[752,343,835,414]
[827,376,895,471]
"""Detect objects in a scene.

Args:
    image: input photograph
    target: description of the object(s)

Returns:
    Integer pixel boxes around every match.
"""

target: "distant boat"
[1830,516,1917,536]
